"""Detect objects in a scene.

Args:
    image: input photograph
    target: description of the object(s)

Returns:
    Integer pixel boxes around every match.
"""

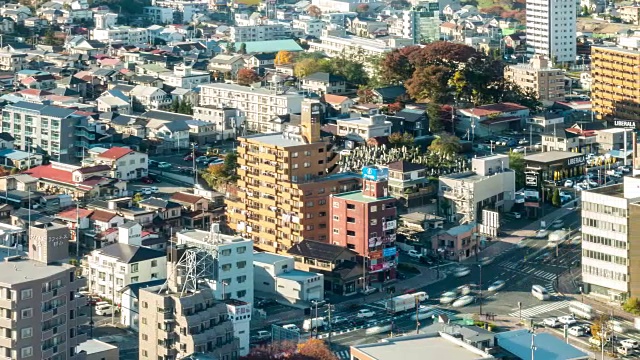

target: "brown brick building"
[226,99,360,252]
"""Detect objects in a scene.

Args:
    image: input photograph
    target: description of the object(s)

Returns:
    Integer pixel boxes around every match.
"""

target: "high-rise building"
[525,0,576,63]
[581,176,640,301]
[591,39,640,126]
[329,166,398,284]
[0,221,87,359]
[138,245,238,360]
[226,99,360,252]
[403,3,442,44]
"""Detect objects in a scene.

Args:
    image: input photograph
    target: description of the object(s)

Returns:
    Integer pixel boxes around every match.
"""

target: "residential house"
[372,85,408,104]
[170,191,215,229]
[84,146,149,180]
[323,94,354,114]
[192,106,239,141]
[287,239,362,296]
[138,197,182,230]
[20,73,57,90]
[301,72,347,95]
[158,63,211,90]
[540,129,580,152]
[455,102,531,138]
[129,85,172,111]
[0,52,27,72]
[245,53,276,69]
[347,17,388,38]
[431,222,478,261]
[209,54,245,77]
[334,113,392,142]
[142,110,191,151]
[389,107,428,138]
[0,149,43,169]
[97,90,132,114]
[0,17,15,34]
[253,252,324,303]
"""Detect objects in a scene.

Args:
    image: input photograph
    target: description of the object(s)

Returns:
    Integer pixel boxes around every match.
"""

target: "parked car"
[440,292,457,305]
[452,295,475,308]
[148,160,159,167]
[158,162,172,169]
[535,230,549,238]
[282,324,300,332]
[184,154,194,161]
[505,212,522,219]
[150,186,159,193]
[356,309,375,318]
[557,315,577,326]
[332,315,348,325]
[361,287,378,295]
[620,339,639,349]
[141,188,153,195]
[543,318,560,327]
[407,250,421,258]
[419,256,433,265]
[564,179,574,187]
[95,304,115,316]
[550,219,564,229]
[568,326,585,337]
[196,156,209,164]
[141,176,154,184]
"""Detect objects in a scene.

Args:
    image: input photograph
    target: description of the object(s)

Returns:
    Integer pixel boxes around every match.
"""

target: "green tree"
[388,132,414,147]
[225,41,235,54]
[428,134,461,159]
[223,152,238,182]
[293,58,330,78]
[426,103,444,134]
[132,193,144,205]
[509,151,525,189]
[623,297,640,315]
[238,43,247,55]
[44,29,57,46]
[551,188,561,207]
[171,99,180,113]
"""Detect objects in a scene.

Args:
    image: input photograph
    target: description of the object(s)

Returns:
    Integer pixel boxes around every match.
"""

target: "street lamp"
[478,264,483,316]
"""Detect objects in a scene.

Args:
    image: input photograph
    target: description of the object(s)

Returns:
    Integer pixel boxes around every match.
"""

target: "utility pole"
[192,143,197,185]
[415,296,420,334]
[327,304,333,348]
[111,264,115,326]
[314,302,319,339]
[75,202,80,259]
[478,264,483,316]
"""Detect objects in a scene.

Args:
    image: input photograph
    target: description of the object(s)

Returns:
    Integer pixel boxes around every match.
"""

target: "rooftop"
[243,132,320,148]
[287,239,354,262]
[0,259,75,286]
[95,243,165,264]
[495,330,588,360]
[75,339,118,355]
[278,269,321,281]
[333,190,395,203]
[253,251,293,264]
[177,229,251,246]
[524,151,582,164]
[352,333,494,360]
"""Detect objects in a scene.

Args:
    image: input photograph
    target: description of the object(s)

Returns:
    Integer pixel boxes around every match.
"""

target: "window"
[237,261,247,268]
[319,211,326,217]
[142,317,147,325]
[347,217,355,223]
[333,202,339,208]
[237,247,246,254]
[318,199,326,205]
[292,152,299,158]
[333,228,339,234]
[21,308,32,319]
[304,162,311,168]
[370,205,377,212]
[20,327,32,339]
[347,230,356,236]
[20,346,32,358]
[151,260,157,267]
[306,201,314,207]
[131,277,139,283]
[370,219,378,225]
[347,203,355,210]
[221,249,232,256]
[222,264,232,271]
[131,264,139,273]
[20,289,32,300]
[237,275,247,283]
[333,215,339,221]
[237,290,247,298]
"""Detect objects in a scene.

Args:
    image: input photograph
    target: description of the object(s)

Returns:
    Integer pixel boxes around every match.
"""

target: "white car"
[564,179,574,187]
[519,139,529,145]
[620,166,631,173]
[158,162,172,169]
[568,326,585,337]
[456,285,472,295]
[440,292,457,304]
[512,146,526,153]
[332,316,348,325]
[357,309,375,318]
[487,280,505,292]
[453,267,470,277]
[452,295,475,308]
[407,250,421,258]
[557,315,577,326]
[551,219,565,229]
[535,230,549,239]
[620,339,639,349]
[141,188,152,195]
[361,287,378,295]
[150,186,159,193]
[282,324,300,332]
[543,318,560,327]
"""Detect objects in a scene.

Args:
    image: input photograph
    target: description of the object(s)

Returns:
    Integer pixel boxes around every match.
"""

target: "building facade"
[198,83,304,133]
[504,56,565,105]
[525,0,576,63]
[591,42,640,125]
[335,114,392,142]
[253,252,324,303]
[330,166,398,284]
[226,100,360,252]
[581,177,640,301]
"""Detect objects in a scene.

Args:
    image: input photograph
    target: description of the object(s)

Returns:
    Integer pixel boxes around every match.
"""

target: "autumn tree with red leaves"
[237,68,260,86]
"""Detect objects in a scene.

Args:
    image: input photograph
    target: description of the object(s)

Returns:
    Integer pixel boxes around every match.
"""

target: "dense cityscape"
[0,0,639,358]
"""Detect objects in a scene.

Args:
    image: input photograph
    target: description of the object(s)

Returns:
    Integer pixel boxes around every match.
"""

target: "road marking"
[508,301,571,318]
[333,350,350,359]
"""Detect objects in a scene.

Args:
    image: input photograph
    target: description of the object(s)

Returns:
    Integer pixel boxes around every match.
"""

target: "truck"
[302,317,326,332]
[385,292,428,314]
[547,230,568,248]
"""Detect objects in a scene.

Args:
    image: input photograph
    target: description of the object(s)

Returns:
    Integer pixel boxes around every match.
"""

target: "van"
[532,285,550,300]
[95,301,109,308]
[95,304,114,316]
[569,301,592,320]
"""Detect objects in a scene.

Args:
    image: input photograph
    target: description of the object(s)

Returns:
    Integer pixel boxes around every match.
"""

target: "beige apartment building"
[504,55,565,105]
[0,221,87,360]
[226,100,360,253]
[138,246,238,360]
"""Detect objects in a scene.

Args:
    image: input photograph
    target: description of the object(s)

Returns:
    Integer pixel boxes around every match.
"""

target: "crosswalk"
[366,300,457,320]
[499,260,557,281]
[334,350,350,360]
[508,300,570,318]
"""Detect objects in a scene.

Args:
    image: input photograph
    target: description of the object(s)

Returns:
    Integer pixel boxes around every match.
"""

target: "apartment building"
[198,83,304,133]
[439,155,516,224]
[620,5,640,25]
[526,0,576,63]
[226,100,361,252]
[143,6,174,24]
[229,24,303,42]
[151,0,207,23]
[335,113,392,142]
[176,227,254,303]
[192,106,239,141]
[84,146,149,180]
[0,52,27,72]
[94,12,118,29]
[0,221,87,360]
[330,166,398,284]
[591,41,640,124]
[2,101,83,163]
[292,18,324,38]
[504,55,565,105]
[91,26,150,44]
[386,160,434,208]
[138,246,238,360]
[581,177,640,301]
[85,222,167,302]
[402,4,441,44]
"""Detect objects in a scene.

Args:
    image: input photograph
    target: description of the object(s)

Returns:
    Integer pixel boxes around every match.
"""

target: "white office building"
[335,113,392,142]
[229,24,303,42]
[581,177,640,302]
[526,0,576,63]
[253,252,324,303]
[176,227,254,304]
[199,83,304,133]
[91,26,150,45]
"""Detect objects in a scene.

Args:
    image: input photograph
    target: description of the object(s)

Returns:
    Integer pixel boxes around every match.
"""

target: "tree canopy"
[293,56,368,86]
[377,41,541,110]
[428,133,461,160]
[275,50,294,65]
[388,132,415,147]
[237,68,260,86]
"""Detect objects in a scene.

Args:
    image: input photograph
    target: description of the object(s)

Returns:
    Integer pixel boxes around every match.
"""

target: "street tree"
[295,339,338,360]
[238,43,247,54]
[275,50,294,65]
[237,68,260,86]
[426,103,445,134]
[623,297,640,315]
[293,58,329,78]
[509,152,526,189]
[356,87,376,103]
[132,193,144,205]
[356,3,369,12]
[551,188,561,207]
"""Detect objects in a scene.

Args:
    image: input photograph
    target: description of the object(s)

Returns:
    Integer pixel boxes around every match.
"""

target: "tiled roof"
[324,94,350,105]
[97,147,133,160]
[170,192,203,204]
[76,165,111,174]
[56,208,93,220]
[287,239,354,262]
[96,243,165,264]
[25,164,73,184]
[387,160,425,172]
[89,209,117,222]
[461,102,529,117]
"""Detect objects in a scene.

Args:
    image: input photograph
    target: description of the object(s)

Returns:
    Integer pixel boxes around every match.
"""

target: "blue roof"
[228,39,303,54]
[0,149,28,160]
[16,70,48,76]
[254,252,291,264]
[495,330,589,360]
[6,101,76,119]
[609,150,633,158]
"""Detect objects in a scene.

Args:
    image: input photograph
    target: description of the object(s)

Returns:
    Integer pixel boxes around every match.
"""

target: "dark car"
[419,256,433,265]
[141,177,154,184]
[256,298,277,308]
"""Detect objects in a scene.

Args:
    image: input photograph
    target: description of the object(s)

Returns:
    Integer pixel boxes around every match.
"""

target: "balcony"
[0,336,13,349]
[74,141,90,148]
[0,317,14,329]
[74,130,96,140]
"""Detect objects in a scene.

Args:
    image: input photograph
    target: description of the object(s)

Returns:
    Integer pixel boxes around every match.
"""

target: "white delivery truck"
[385,292,428,314]
[302,317,326,332]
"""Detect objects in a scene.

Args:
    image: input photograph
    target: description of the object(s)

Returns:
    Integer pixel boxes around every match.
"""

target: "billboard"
[612,119,636,128]
[566,155,585,167]
[362,166,389,181]
[525,171,539,188]
[382,247,397,257]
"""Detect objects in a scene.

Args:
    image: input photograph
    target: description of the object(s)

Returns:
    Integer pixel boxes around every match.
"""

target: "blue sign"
[362,166,389,181]
[383,247,397,257]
